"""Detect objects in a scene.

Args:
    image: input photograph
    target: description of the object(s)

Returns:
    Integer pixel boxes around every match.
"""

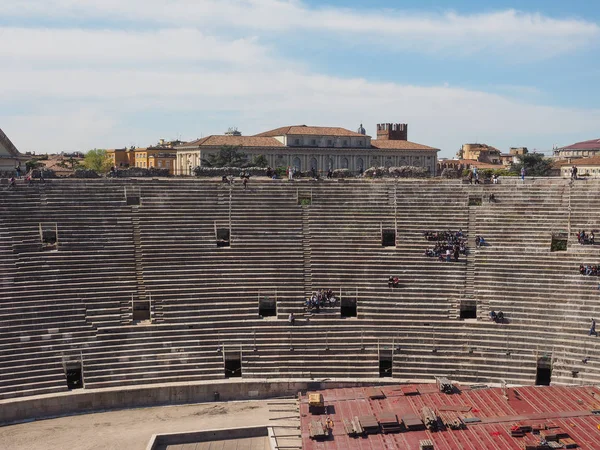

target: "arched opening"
[356,158,364,172]
[327,158,334,170]
[310,158,318,171]
[292,157,301,172]
[341,157,349,169]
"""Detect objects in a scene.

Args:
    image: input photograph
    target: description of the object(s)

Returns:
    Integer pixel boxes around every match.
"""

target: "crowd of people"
[579,265,600,276]
[423,230,467,262]
[305,289,337,312]
[578,230,595,245]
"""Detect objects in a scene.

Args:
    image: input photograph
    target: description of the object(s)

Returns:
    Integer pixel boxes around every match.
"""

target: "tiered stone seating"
[137,181,304,323]
[1,177,600,403]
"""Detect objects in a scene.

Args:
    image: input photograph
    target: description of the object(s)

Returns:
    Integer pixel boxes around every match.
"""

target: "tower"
[376,123,408,141]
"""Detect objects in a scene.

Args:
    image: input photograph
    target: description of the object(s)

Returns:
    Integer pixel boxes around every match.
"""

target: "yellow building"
[107,140,181,174]
[457,143,502,164]
[106,148,132,168]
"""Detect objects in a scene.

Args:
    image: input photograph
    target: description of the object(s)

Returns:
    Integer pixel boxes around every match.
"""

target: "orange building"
[106,148,132,168]
[107,140,182,175]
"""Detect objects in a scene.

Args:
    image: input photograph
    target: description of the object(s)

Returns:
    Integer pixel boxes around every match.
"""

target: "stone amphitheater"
[1,176,599,428]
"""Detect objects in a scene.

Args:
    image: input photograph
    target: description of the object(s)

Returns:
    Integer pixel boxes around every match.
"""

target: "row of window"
[278,156,431,171]
[292,138,365,147]
[135,160,171,169]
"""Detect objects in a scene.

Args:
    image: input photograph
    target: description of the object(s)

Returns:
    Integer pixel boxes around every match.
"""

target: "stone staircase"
[301,206,313,301]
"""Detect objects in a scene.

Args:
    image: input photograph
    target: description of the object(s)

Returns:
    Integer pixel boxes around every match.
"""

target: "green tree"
[252,154,269,167]
[510,153,553,177]
[25,159,42,172]
[201,145,248,167]
[83,149,112,173]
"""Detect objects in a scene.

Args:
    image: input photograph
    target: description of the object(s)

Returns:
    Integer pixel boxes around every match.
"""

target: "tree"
[83,149,112,173]
[202,145,247,167]
[25,159,42,172]
[252,154,269,167]
[510,153,552,177]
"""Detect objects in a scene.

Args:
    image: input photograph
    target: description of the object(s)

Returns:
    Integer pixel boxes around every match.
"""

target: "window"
[359,140,363,146]
[327,140,333,146]
[294,138,300,145]
[342,140,348,146]
[311,139,317,146]
[158,160,163,168]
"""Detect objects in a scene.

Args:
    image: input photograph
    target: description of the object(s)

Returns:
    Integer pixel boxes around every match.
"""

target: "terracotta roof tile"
[255,125,367,138]
[181,135,285,148]
[557,156,600,167]
[370,140,438,151]
[558,139,600,151]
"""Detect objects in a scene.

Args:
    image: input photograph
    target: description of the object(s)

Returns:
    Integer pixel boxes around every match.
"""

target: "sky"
[1,0,599,158]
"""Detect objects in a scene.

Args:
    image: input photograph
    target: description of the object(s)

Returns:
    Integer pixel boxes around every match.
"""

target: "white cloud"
[0,28,268,66]
[3,60,600,155]
[0,1,597,59]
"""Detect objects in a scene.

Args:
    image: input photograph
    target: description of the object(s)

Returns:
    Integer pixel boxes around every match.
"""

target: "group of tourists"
[220,171,251,189]
[579,265,600,276]
[305,289,337,312]
[466,167,500,185]
[578,230,595,245]
[424,230,467,262]
[489,310,505,323]
[388,276,400,288]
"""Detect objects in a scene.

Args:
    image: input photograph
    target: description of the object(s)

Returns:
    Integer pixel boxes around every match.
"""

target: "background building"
[558,156,600,178]
[0,127,24,173]
[107,139,180,175]
[176,123,439,176]
[457,143,502,164]
[554,138,600,160]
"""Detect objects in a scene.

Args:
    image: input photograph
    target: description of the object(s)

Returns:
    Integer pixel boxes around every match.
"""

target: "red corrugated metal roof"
[300,384,600,449]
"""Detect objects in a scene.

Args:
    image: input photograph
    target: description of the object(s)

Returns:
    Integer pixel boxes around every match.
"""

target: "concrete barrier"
[146,425,268,450]
[0,378,405,426]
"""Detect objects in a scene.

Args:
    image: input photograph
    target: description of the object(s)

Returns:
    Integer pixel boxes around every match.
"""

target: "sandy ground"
[0,399,300,450]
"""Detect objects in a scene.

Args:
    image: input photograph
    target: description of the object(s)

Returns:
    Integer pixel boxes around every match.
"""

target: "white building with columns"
[175,123,439,176]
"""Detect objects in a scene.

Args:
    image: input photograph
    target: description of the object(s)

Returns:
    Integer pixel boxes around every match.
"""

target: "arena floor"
[0,399,298,450]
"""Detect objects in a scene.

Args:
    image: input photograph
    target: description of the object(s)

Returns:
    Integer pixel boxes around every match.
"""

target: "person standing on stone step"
[590,319,597,336]
[520,167,525,182]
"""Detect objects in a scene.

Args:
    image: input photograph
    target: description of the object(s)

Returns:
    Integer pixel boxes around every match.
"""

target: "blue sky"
[0,1,599,158]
